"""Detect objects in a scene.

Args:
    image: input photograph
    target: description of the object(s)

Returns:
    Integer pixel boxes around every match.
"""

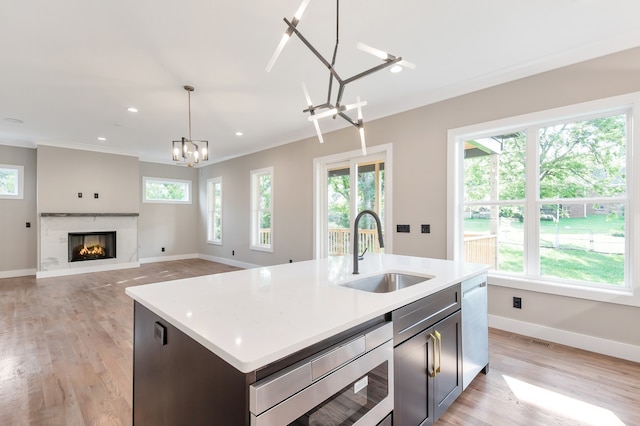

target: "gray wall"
[0,145,37,273]
[138,162,199,259]
[37,145,139,213]
[198,46,640,348]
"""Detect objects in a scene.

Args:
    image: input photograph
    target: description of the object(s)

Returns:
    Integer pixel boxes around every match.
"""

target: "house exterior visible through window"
[251,167,273,252]
[142,177,191,204]
[449,95,634,295]
[0,164,24,199]
[207,177,222,245]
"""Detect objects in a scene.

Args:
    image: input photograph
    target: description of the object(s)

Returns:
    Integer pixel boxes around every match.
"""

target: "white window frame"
[313,144,393,259]
[207,177,223,245]
[447,92,640,307]
[142,176,192,204]
[0,164,24,199]
[250,167,274,252]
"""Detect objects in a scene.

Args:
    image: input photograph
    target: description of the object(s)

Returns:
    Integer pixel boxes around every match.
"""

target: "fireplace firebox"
[68,231,116,262]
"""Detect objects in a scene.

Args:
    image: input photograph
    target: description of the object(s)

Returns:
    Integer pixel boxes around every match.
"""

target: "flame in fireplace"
[78,244,106,257]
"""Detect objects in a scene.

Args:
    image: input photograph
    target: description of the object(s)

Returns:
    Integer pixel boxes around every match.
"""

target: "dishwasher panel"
[461,273,489,390]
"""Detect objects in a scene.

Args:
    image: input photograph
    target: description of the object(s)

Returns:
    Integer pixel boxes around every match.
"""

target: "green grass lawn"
[466,214,625,285]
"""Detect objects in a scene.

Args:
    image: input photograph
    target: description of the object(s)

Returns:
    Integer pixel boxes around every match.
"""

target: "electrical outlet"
[513,297,522,309]
[26,222,31,228]
[232,250,235,256]
[161,247,165,252]
[94,193,99,199]
[78,192,82,198]
[421,224,431,234]
[396,224,410,233]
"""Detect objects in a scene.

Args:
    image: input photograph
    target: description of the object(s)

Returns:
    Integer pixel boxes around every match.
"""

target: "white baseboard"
[197,254,260,269]
[489,314,640,363]
[0,268,37,279]
[139,253,199,264]
[36,262,140,279]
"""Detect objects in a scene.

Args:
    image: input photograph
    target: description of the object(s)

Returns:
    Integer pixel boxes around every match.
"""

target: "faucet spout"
[353,210,384,274]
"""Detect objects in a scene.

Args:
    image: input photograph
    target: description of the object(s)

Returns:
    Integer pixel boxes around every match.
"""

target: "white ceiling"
[2,0,640,165]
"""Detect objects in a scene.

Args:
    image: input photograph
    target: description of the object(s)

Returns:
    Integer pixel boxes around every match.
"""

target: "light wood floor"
[1,259,639,425]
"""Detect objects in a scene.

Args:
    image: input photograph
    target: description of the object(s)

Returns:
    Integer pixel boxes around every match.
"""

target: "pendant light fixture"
[266,0,414,155]
[172,85,209,167]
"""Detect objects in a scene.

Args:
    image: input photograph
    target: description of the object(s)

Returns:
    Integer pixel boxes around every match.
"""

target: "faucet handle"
[358,247,368,260]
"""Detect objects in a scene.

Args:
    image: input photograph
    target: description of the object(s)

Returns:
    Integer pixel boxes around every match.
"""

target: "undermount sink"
[340,272,431,293]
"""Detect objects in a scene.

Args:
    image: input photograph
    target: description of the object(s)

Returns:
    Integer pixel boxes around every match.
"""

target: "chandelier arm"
[284,18,343,85]
[337,111,359,128]
[303,102,331,114]
[342,57,402,86]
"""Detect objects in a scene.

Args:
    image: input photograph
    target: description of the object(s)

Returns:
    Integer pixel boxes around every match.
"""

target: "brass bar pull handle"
[429,333,437,378]
[435,330,442,374]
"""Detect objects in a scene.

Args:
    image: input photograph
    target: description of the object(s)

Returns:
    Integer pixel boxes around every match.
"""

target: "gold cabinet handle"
[434,330,442,374]
[428,333,437,378]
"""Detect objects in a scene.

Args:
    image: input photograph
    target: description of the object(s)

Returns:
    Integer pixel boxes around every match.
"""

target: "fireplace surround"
[39,213,139,278]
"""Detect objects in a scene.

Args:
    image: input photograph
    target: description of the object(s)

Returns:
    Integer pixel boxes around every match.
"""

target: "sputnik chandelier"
[172,85,209,167]
[266,0,414,155]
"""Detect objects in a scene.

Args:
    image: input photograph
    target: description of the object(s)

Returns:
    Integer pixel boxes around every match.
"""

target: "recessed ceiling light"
[235,131,244,136]
[127,107,138,113]
[3,117,24,124]
[97,137,107,141]
[390,65,403,74]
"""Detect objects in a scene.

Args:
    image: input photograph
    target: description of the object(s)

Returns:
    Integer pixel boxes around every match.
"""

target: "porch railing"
[328,228,383,256]
[464,233,497,269]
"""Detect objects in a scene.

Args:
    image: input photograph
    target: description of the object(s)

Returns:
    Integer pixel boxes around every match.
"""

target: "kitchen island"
[126,254,488,425]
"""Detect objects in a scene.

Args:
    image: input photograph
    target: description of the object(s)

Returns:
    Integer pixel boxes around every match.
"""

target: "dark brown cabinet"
[392,285,463,426]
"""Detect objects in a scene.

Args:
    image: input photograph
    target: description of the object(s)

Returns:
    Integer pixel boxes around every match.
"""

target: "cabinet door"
[433,310,463,421]
[393,327,434,426]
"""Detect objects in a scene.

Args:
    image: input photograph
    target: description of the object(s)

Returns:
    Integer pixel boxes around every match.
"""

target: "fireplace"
[68,231,116,262]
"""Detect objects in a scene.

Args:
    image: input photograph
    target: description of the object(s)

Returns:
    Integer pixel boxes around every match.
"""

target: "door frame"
[313,143,393,259]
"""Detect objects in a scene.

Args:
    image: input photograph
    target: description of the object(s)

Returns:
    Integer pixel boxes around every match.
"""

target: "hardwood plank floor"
[0,259,240,426]
[1,259,639,425]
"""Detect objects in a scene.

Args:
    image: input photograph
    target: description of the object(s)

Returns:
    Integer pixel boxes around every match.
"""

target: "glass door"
[325,157,385,257]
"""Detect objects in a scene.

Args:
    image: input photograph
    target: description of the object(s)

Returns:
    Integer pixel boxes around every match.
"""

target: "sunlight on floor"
[503,375,625,425]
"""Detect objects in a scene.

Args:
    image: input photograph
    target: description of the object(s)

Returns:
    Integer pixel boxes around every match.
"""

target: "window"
[207,177,222,245]
[251,167,273,252]
[0,164,24,199]
[142,177,191,204]
[448,94,637,300]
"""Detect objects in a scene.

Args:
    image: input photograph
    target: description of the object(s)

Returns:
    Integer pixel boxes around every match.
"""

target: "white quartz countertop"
[126,254,488,373]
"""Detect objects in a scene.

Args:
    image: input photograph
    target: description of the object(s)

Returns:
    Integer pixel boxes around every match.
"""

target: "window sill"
[488,273,639,307]
[250,245,273,253]
[207,240,222,246]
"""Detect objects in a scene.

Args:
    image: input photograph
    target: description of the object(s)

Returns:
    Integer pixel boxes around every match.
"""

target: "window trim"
[250,167,274,252]
[207,177,223,245]
[447,92,640,307]
[142,176,192,204]
[0,164,24,200]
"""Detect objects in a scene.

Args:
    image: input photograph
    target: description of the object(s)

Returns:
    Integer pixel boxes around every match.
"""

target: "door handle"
[428,333,437,378]
[434,330,442,374]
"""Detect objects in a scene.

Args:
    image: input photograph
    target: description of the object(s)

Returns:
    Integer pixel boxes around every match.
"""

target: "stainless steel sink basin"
[340,272,431,293]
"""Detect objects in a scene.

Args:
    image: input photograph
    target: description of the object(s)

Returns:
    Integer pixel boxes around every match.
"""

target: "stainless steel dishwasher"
[249,322,394,426]
[461,273,489,390]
